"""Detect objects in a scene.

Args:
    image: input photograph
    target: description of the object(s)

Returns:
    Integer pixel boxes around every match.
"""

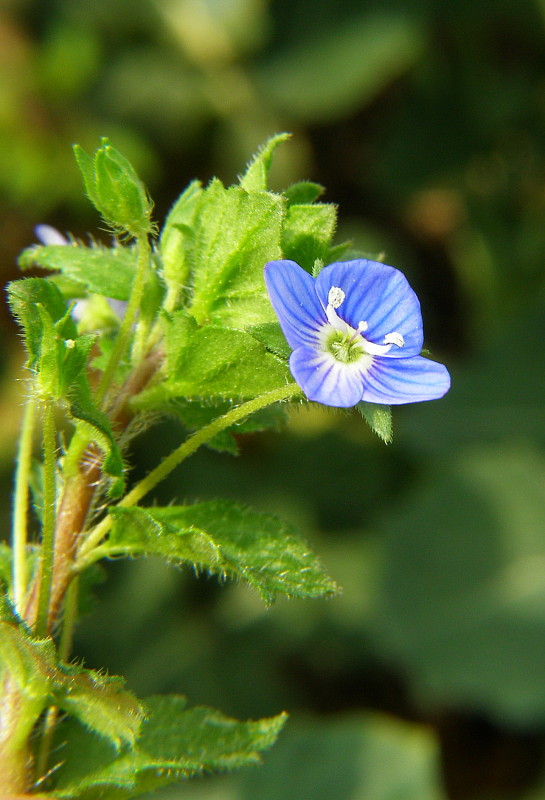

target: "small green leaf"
[239,133,291,193]
[357,401,393,443]
[281,203,337,273]
[7,277,76,369]
[19,242,139,300]
[68,378,125,497]
[52,695,287,798]
[105,500,339,604]
[283,180,325,205]
[189,181,285,328]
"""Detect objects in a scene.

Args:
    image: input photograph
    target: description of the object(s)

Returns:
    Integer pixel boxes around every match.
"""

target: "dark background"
[2,1,545,798]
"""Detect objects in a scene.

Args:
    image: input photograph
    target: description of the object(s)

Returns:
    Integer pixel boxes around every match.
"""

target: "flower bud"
[73,138,153,237]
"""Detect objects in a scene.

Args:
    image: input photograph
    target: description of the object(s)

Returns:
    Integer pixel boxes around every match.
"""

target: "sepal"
[357,401,393,443]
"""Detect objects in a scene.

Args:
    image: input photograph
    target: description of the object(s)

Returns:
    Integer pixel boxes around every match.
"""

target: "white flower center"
[324,286,405,356]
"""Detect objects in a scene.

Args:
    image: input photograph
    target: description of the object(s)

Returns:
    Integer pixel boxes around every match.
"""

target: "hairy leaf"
[52,696,287,799]
[0,620,144,749]
[135,311,290,404]
[18,243,138,300]
[283,180,325,205]
[55,665,144,749]
[160,179,203,289]
[105,500,339,604]
[239,133,291,193]
[281,203,338,273]
[189,181,284,328]
[0,621,56,700]
[7,278,76,370]
[248,321,292,361]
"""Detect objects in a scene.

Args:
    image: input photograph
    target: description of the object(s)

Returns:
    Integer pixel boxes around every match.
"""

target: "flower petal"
[289,346,365,407]
[315,260,424,357]
[361,355,451,404]
[264,260,326,349]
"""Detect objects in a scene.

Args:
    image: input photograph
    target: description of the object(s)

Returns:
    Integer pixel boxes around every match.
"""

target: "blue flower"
[264,259,451,408]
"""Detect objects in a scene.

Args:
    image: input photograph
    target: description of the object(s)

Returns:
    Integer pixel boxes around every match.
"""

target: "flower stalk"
[76,382,302,567]
[11,392,36,617]
[34,398,58,638]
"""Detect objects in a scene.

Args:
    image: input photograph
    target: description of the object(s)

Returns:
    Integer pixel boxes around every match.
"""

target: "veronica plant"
[0,135,449,799]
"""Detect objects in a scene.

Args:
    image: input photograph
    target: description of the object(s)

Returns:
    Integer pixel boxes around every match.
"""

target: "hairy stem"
[95,234,151,405]
[0,678,40,794]
[23,349,161,634]
[12,392,36,616]
[34,399,57,638]
[76,382,302,566]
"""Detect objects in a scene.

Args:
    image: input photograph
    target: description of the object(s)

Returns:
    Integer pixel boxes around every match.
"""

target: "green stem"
[34,578,78,785]
[95,234,151,405]
[76,382,301,566]
[12,392,36,616]
[34,399,57,638]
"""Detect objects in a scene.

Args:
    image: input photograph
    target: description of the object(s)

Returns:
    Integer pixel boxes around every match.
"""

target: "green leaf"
[19,242,139,300]
[0,618,144,749]
[52,695,287,799]
[281,203,337,273]
[189,181,285,328]
[0,620,56,700]
[357,402,393,443]
[68,377,125,497]
[55,665,144,749]
[283,180,325,205]
[104,500,339,604]
[7,277,76,370]
[135,311,290,404]
[160,179,203,287]
[248,322,292,361]
[239,133,291,193]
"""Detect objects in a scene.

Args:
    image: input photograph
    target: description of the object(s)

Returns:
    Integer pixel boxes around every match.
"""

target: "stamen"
[384,332,404,348]
[348,321,368,344]
[328,287,345,309]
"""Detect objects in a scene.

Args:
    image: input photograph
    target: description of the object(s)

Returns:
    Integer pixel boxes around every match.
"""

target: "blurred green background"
[2,0,545,798]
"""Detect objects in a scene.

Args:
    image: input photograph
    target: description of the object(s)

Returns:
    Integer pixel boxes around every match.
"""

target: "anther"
[328,287,345,309]
[384,332,404,348]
